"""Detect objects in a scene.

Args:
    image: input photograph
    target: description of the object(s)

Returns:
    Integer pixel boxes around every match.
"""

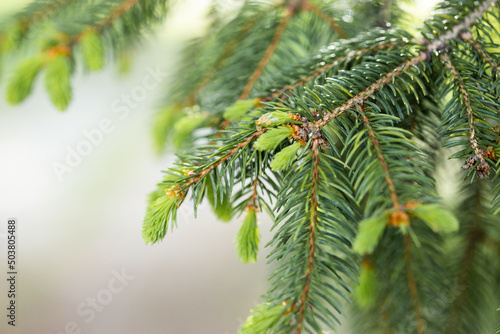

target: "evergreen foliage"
[1,0,168,108]
[2,0,500,332]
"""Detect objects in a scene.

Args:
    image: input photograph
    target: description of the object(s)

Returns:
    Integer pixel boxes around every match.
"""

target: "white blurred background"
[0,1,438,333]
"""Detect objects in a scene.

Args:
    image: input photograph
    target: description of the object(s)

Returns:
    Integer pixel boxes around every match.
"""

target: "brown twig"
[248,178,260,209]
[295,139,320,333]
[302,0,346,38]
[239,7,294,100]
[183,130,266,191]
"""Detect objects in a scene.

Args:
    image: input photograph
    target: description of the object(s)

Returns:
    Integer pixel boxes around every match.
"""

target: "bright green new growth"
[142,195,178,245]
[353,213,388,255]
[1,24,22,52]
[238,302,284,334]
[152,106,177,153]
[354,263,378,308]
[256,111,293,128]
[172,109,206,147]
[6,57,45,105]
[0,0,168,111]
[271,142,301,171]
[253,126,293,151]
[45,55,72,111]
[81,30,105,71]
[223,99,259,120]
[410,204,459,233]
[235,208,259,263]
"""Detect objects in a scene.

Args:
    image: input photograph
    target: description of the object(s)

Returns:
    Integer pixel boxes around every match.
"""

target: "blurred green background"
[0,1,438,333]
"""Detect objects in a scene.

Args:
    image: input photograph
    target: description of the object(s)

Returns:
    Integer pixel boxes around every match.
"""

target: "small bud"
[256,111,293,128]
[253,126,293,151]
[388,210,409,227]
[353,212,388,255]
[409,204,458,233]
[271,142,301,171]
[223,98,259,120]
[235,208,259,263]
[460,31,472,41]
[6,57,45,105]
[45,54,72,110]
[81,29,105,71]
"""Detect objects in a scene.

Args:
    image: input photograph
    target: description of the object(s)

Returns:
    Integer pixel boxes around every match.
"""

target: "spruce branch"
[2,0,168,110]
[0,0,76,51]
[7,0,500,332]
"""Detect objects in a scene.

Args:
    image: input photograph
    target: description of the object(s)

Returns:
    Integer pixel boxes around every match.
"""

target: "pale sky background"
[0,1,439,334]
